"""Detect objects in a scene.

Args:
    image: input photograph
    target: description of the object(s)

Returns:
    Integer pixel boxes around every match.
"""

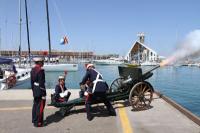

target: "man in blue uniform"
[54,75,71,103]
[31,57,46,127]
[80,64,116,121]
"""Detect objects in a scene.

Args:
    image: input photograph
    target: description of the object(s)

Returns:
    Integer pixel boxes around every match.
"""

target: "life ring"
[6,75,17,89]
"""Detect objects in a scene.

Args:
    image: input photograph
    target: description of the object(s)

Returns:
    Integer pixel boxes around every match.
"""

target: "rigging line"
[50,0,67,35]
[26,0,37,19]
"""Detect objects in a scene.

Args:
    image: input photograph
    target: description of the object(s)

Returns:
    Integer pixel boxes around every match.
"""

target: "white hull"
[0,68,31,90]
[188,63,200,67]
[141,61,159,66]
[93,59,124,65]
[43,63,78,72]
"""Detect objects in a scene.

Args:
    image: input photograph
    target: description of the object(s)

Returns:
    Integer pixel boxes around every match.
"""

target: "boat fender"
[6,75,17,88]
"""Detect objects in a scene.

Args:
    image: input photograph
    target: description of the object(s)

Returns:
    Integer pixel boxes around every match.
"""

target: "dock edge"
[154,91,200,126]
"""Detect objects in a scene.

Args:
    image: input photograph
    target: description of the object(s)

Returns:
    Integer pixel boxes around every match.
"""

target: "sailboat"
[43,0,78,72]
[14,0,31,88]
[0,0,31,90]
[1,0,31,90]
[0,57,30,90]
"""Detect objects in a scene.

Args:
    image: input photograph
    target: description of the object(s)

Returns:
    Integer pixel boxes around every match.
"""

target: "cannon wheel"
[129,81,153,110]
[109,77,125,93]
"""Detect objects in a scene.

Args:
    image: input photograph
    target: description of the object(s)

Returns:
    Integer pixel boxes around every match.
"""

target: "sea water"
[148,66,200,117]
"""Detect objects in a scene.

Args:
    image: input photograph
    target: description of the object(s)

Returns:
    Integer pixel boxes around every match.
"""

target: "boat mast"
[45,0,52,63]
[19,0,22,67]
[24,0,31,66]
[0,28,1,56]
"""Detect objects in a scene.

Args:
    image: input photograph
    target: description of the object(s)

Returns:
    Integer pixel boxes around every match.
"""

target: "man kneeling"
[53,75,71,103]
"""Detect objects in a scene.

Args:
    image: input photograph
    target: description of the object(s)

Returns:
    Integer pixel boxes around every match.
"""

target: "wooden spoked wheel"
[129,81,153,110]
[109,78,125,93]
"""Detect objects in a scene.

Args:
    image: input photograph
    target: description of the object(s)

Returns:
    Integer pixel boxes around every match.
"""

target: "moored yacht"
[43,63,78,72]
[0,58,30,90]
[93,57,124,65]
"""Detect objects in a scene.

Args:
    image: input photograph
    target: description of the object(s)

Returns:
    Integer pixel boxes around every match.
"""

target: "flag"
[60,36,68,45]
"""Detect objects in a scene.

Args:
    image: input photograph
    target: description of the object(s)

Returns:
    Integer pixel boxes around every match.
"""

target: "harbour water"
[12,64,200,117]
[148,66,200,118]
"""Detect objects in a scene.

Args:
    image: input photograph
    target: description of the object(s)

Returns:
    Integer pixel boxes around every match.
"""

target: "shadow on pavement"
[45,111,65,125]
[45,105,116,124]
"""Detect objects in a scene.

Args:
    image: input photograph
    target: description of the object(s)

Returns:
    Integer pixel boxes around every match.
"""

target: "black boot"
[109,109,116,116]
[87,114,93,121]
[51,94,56,104]
[107,104,116,116]
[64,92,71,102]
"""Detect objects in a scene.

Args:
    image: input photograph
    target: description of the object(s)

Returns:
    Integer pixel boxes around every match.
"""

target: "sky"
[0,0,199,57]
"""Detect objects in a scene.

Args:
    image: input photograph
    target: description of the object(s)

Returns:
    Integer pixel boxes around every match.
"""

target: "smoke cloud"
[160,29,200,66]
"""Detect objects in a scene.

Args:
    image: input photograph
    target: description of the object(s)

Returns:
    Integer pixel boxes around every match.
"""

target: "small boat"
[0,58,30,90]
[93,57,124,65]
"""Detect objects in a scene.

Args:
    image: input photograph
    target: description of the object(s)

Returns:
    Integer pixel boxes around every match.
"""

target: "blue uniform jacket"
[80,69,108,93]
[31,66,46,97]
[55,84,67,98]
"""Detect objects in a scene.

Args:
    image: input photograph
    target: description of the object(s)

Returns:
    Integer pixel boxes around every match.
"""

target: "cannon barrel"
[143,65,160,75]
[118,65,160,84]
[122,65,160,84]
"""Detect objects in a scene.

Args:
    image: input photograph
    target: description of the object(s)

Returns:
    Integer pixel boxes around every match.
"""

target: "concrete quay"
[0,89,199,133]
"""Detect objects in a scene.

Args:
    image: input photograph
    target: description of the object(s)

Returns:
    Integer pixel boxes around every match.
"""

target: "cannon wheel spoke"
[144,88,151,93]
[129,81,153,110]
[112,83,119,90]
[130,97,140,108]
[142,85,147,94]
[109,78,125,93]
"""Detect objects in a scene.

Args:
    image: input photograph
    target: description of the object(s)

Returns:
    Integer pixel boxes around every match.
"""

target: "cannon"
[49,65,160,116]
[109,65,160,110]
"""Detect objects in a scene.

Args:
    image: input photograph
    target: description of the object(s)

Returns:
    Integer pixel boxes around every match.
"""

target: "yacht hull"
[43,63,78,72]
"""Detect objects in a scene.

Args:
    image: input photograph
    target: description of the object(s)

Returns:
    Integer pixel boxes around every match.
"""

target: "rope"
[50,0,67,36]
